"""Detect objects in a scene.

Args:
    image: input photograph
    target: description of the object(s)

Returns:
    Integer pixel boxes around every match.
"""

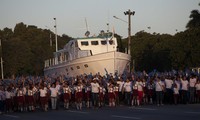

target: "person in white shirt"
[164,77,174,104]
[113,84,119,106]
[132,81,138,106]
[85,83,91,108]
[135,79,144,106]
[123,79,132,106]
[108,83,115,107]
[173,84,179,105]
[99,84,106,107]
[5,86,13,112]
[90,78,100,108]
[181,76,189,104]
[55,81,61,110]
[39,84,48,111]
[27,84,35,111]
[147,79,154,104]
[49,83,58,110]
[189,75,197,103]
[155,77,164,106]
[17,86,26,112]
[174,77,181,104]
[116,77,124,104]
[174,78,181,91]
[63,82,71,110]
[75,82,83,110]
[142,79,148,105]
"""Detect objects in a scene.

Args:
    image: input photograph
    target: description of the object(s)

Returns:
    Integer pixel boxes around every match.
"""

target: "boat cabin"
[44,35,118,68]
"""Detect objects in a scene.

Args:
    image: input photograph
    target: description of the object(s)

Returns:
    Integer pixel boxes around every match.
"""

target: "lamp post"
[54,18,58,52]
[113,9,135,54]
[114,10,135,72]
[124,9,135,55]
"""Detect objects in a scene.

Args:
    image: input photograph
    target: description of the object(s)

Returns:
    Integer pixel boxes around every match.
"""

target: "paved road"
[1,104,200,120]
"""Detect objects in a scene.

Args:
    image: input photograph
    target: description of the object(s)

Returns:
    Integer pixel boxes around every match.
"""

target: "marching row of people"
[0,73,200,114]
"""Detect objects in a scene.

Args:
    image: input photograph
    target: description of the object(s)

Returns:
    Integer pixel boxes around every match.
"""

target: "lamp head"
[132,11,135,15]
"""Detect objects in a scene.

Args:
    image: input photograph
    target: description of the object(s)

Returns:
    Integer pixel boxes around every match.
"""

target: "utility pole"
[124,9,135,55]
[0,39,4,80]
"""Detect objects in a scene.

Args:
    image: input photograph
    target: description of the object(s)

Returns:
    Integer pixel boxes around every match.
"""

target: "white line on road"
[3,114,20,118]
[185,112,200,114]
[129,107,157,111]
[68,110,89,114]
[111,115,141,119]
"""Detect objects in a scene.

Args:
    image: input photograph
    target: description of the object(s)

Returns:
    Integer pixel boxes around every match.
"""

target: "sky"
[0,0,199,38]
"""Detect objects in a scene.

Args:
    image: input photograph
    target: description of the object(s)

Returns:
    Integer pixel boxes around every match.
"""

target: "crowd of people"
[0,70,200,114]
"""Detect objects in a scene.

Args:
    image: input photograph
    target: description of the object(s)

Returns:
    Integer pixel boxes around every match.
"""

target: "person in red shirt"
[108,83,115,107]
[63,82,71,110]
[17,86,25,112]
[27,84,35,111]
[75,82,83,110]
[85,83,91,108]
[39,84,48,111]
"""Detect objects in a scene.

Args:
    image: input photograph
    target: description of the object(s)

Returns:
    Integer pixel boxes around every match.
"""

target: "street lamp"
[113,16,128,23]
[114,10,135,72]
[113,10,135,55]
[124,9,135,55]
[54,18,58,52]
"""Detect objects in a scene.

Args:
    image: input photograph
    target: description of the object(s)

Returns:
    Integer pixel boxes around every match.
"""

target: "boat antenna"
[85,18,90,37]
[107,9,110,33]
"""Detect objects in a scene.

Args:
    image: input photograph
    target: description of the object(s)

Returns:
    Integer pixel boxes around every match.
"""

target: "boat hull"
[44,51,131,77]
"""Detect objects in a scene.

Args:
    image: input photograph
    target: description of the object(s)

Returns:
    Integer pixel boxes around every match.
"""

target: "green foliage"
[186,10,200,29]
[0,22,72,77]
[124,4,200,72]
[0,3,199,77]
[130,31,173,72]
[128,26,200,72]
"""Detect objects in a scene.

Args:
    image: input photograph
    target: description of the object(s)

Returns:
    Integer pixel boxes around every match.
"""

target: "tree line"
[123,3,200,72]
[0,23,72,77]
[0,4,199,77]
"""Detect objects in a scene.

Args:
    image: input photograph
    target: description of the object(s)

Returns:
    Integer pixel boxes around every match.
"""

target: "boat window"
[81,41,89,46]
[77,66,80,69]
[91,41,99,45]
[84,64,88,68]
[109,40,114,45]
[101,40,107,45]
[71,67,74,70]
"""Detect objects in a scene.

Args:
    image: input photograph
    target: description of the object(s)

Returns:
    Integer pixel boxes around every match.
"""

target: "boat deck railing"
[44,50,92,68]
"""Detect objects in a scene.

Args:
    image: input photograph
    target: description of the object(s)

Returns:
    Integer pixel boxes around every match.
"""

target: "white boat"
[44,32,131,77]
